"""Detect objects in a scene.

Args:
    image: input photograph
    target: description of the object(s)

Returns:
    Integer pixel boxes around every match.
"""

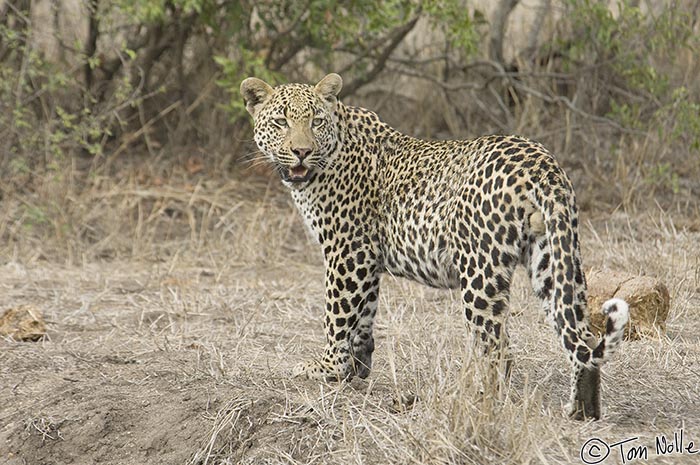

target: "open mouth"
[286,165,312,183]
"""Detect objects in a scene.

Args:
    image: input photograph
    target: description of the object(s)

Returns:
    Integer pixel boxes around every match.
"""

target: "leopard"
[240,73,629,420]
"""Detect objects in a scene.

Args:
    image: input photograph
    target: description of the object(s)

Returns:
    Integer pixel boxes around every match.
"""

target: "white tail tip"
[602,298,630,327]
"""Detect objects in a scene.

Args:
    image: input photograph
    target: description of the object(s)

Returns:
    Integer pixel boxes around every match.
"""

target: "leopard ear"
[240,77,274,118]
[314,73,342,110]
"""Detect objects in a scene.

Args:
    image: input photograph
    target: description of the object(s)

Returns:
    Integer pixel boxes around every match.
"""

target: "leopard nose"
[291,147,312,162]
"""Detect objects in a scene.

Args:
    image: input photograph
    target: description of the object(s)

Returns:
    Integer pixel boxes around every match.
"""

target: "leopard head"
[240,74,342,187]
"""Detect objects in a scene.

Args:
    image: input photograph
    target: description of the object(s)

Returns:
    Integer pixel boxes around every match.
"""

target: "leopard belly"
[378,208,460,289]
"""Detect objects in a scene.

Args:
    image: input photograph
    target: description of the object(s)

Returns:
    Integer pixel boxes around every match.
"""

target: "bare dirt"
[1,181,699,465]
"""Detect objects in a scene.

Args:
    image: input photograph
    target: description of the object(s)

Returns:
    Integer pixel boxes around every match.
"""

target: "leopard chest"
[290,174,377,250]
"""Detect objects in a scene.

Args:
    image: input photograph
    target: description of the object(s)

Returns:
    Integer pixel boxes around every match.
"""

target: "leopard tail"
[536,192,629,368]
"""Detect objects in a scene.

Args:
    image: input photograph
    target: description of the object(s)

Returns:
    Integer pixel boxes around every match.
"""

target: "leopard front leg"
[293,247,380,381]
[350,272,379,379]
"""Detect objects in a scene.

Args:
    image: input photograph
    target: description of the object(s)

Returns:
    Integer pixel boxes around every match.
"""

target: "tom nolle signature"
[580,429,698,464]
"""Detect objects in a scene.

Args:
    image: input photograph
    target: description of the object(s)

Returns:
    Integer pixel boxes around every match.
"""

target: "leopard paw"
[292,360,349,382]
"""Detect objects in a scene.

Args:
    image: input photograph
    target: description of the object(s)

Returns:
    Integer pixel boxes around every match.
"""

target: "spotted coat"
[240,73,629,420]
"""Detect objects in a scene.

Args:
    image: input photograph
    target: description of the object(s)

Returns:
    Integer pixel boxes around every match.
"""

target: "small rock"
[587,270,670,340]
[0,305,47,341]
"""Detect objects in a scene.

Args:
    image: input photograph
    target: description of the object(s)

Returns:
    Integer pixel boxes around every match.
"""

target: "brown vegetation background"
[1,1,699,464]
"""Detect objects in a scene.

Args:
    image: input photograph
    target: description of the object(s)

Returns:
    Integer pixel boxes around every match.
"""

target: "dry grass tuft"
[24,417,65,442]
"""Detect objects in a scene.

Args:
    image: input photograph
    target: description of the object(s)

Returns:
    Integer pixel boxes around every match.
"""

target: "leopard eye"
[311,117,324,128]
[273,118,288,127]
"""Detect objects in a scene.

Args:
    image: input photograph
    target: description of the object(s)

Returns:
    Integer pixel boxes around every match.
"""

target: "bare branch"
[387,65,482,92]
[391,57,646,135]
[264,1,311,69]
[85,0,99,90]
[340,15,421,98]
[270,40,306,71]
[479,60,648,135]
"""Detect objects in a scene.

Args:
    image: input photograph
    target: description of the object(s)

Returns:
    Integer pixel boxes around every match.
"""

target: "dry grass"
[0,161,699,464]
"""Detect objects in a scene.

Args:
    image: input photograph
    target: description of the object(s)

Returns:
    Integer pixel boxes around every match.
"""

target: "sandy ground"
[1,190,699,464]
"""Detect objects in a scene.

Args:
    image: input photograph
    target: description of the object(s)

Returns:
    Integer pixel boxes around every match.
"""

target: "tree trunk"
[489,0,519,65]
